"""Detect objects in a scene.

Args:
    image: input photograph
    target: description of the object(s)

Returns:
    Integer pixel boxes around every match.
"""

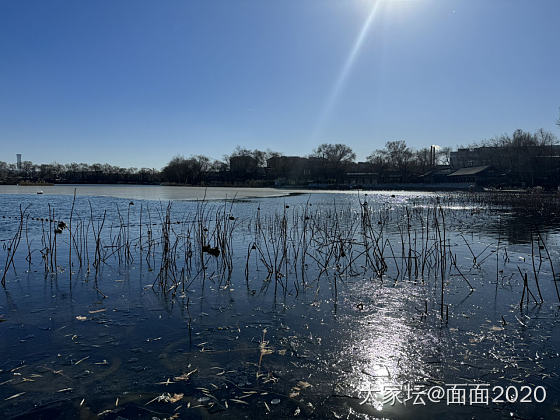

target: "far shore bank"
[1,181,556,195]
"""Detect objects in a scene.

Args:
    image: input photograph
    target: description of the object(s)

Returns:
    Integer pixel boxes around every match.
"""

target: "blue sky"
[1,0,559,168]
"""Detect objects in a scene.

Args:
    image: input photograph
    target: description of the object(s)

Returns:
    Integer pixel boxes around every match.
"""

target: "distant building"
[449,145,560,186]
[449,147,498,169]
[450,145,560,169]
[345,172,378,186]
[344,161,377,186]
[229,155,258,178]
[16,154,22,171]
[266,156,311,182]
[419,165,454,183]
[447,165,493,184]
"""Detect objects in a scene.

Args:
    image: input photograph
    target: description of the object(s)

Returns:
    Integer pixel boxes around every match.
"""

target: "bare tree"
[310,143,356,182]
[367,140,414,182]
[228,146,282,168]
[161,155,210,184]
[311,143,356,163]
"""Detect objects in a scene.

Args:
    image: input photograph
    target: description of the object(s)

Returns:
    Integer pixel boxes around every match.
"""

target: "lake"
[0,185,559,419]
[0,185,297,201]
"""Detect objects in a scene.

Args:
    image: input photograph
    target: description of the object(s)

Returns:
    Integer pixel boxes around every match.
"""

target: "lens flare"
[312,0,385,140]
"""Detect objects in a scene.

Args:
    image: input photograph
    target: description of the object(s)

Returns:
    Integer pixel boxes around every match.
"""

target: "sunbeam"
[312,0,385,141]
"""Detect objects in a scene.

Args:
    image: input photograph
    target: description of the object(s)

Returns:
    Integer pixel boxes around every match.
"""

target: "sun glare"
[312,0,386,140]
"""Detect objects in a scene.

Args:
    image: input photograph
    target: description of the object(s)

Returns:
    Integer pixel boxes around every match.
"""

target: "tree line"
[0,161,160,184]
[2,127,559,187]
[1,142,444,186]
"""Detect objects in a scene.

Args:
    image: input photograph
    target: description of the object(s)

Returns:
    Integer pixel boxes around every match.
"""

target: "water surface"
[0,187,559,419]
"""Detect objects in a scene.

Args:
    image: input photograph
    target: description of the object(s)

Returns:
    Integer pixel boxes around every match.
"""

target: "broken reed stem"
[69,188,76,276]
[530,232,544,303]
[452,256,474,291]
[536,231,560,303]
[1,205,28,287]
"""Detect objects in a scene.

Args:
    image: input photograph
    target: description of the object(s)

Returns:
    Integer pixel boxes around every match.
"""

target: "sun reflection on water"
[338,283,438,413]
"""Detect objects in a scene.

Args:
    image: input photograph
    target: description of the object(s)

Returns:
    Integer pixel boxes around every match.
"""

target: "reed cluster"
[1,193,559,319]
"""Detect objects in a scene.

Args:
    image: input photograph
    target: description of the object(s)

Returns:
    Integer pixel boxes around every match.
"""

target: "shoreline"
[0,183,555,200]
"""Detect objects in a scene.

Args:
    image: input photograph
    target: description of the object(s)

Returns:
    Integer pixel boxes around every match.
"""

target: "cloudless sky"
[1,0,559,168]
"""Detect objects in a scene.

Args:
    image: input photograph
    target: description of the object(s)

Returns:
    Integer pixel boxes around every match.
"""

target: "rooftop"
[448,165,491,177]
